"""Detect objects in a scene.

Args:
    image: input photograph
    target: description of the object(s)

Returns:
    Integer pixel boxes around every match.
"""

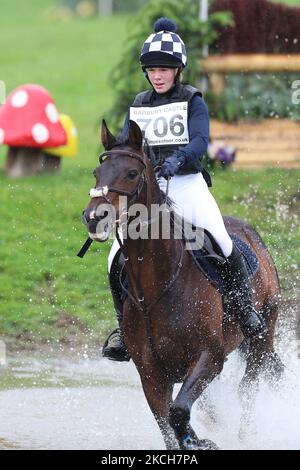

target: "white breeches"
[158,173,233,257]
[108,172,233,272]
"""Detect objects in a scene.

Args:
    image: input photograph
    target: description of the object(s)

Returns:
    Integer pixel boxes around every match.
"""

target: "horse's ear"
[101,119,117,150]
[128,120,143,149]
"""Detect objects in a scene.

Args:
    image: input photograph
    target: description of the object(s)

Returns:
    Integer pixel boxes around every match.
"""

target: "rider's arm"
[170,95,210,167]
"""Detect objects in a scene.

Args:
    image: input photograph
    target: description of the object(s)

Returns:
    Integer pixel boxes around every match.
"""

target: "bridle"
[78,149,147,258]
[80,146,183,294]
[95,148,183,302]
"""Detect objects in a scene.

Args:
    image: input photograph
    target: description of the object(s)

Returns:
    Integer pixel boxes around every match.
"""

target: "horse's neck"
[123,168,182,302]
[124,233,180,305]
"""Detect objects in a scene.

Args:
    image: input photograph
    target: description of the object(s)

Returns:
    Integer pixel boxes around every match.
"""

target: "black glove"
[157,154,185,179]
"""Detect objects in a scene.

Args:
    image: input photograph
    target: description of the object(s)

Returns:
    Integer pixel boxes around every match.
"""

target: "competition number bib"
[130,101,189,146]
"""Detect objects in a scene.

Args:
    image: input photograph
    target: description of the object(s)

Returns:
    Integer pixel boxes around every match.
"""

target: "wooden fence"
[210,119,300,169]
[202,54,300,168]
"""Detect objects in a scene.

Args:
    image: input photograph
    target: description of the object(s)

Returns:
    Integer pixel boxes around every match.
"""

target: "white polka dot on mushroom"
[71,127,77,136]
[45,103,59,123]
[32,123,49,144]
[11,89,29,108]
[0,128,4,144]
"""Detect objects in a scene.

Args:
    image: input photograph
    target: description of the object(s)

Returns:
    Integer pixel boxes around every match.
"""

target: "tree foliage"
[207,73,300,121]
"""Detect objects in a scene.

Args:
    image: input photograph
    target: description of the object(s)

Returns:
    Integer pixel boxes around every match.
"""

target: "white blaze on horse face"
[89,186,109,198]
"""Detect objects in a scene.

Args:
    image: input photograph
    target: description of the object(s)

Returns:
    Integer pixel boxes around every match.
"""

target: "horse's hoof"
[182,435,199,450]
[182,436,219,450]
[198,439,219,450]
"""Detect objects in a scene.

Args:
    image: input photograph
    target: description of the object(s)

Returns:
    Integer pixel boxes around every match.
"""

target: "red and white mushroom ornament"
[0,84,67,148]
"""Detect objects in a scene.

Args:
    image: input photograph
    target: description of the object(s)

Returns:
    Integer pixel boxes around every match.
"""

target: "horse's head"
[83,119,147,241]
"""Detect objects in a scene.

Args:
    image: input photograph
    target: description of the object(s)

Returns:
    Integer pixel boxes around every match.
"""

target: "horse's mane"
[114,131,129,147]
[114,131,153,160]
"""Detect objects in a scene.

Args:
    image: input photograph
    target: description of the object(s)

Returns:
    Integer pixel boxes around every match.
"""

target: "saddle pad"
[191,233,259,294]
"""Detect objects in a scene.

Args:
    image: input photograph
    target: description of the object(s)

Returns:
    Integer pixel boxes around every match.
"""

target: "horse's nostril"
[82,207,110,229]
[82,210,89,225]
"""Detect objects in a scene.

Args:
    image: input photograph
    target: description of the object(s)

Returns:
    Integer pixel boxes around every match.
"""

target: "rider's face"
[146,67,178,94]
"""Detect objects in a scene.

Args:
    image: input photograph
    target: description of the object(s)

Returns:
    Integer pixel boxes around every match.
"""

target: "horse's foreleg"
[170,348,224,450]
[140,374,178,450]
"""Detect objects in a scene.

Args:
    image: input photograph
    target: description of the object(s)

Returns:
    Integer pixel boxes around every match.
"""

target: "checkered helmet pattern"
[140,18,187,68]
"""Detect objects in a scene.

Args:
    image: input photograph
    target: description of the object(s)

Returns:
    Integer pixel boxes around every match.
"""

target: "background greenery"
[206,74,300,121]
[271,0,300,5]
[0,0,299,344]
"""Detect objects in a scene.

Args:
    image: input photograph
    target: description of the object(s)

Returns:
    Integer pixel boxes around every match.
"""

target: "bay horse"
[82,120,284,450]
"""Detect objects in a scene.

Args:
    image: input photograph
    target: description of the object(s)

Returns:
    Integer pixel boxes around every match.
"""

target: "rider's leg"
[158,173,233,255]
[224,242,266,338]
[102,242,130,361]
[158,173,265,338]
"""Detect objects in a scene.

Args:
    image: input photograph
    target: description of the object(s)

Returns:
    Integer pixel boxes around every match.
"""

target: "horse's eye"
[127,169,138,180]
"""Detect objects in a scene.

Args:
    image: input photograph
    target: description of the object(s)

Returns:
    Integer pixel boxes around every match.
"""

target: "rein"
[79,146,184,369]
[97,149,183,314]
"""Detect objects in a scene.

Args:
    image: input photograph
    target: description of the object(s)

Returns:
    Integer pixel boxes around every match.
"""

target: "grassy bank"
[1,166,299,343]
[0,1,299,344]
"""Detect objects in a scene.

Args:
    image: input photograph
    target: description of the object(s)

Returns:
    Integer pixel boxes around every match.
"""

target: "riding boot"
[102,252,131,362]
[102,309,131,362]
[225,243,266,338]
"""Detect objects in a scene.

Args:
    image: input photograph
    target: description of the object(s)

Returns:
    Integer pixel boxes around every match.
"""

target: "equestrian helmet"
[140,18,187,69]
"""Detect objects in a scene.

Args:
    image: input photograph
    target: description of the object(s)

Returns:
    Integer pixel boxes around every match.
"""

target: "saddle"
[189,231,259,295]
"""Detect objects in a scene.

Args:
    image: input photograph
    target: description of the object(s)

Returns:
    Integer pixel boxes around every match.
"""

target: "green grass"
[271,0,300,5]
[0,0,131,341]
[0,165,299,343]
[0,1,299,343]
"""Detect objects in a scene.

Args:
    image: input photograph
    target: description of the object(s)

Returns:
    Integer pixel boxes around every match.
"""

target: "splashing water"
[0,306,299,450]
[192,303,300,450]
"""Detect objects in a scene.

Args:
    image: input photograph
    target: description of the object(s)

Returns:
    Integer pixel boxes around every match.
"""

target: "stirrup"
[102,328,131,362]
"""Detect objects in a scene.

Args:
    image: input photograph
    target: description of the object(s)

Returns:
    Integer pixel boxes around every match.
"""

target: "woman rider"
[102,17,265,361]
